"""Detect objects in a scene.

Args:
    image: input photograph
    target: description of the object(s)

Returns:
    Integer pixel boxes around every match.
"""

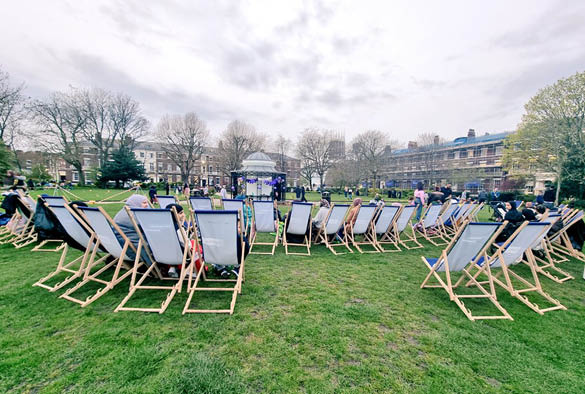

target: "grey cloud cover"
[0,0,584,143]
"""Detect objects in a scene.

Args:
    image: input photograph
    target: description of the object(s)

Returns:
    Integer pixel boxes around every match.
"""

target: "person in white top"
[220,185,227,199]
[311,199,330,239]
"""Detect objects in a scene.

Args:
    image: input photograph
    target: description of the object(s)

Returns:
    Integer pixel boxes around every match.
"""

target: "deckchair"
[222,199,245,214]
[31,195,70,252]
[527,214,574,283]
[437,203,460,238]
[450,202,472,230]
[373,205,402,252]
[546,210,585,263]
[466,202,484,222]
[420,221,511,321]
[470,222,566,315]
[314,204,352,255]
[183,210,244,314]
[249,200,278,255]
[189,197,212,211]
[157,195,178,209]
[394,205,423,249]
[416,204,448,246]
[0,194,36,247]
[347,204,380,253]
[33,204,96,292]
[115,208,193,313]
[283,202,313,255]
[60,206,142,307]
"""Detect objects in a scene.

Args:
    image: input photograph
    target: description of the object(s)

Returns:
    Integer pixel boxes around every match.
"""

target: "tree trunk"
[555,174,561,205]
[75,163,85,185]
[319,173,324,190]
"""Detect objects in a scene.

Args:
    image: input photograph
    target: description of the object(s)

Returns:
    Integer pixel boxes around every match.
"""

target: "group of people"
[149,184,228,204]
[114,194,248,279]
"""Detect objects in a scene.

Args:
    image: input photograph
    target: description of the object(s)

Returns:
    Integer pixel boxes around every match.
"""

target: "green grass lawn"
[1,194,585,393]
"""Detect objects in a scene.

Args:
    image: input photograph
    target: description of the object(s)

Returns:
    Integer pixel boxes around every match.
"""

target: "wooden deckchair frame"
[60,206,143,307]
[547,210,585,264]
[0,193,36,247]
[395,206,423,249]
[529,234,574,284]
[183,211,245,314]
[282,202,312,256]
[347,205,381,253]
[436,203,460,239]
[415,204,449,246]
[30,196,70,252]
[466,202,484,223]
[249,201,279,255]
[33,204,96,292]
[115,207,192,314]
[314,204,353,255]
[373,205,402,253]
[468,222,567,315]
[420,221,512,321]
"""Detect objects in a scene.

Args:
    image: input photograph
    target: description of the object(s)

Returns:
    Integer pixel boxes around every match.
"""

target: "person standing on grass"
[344,186,348,198]
[220,185,227,199]
[183,182,190,198]
[148,185,157,205]
[414,182,426,221]
[301,186,307,202]
[165,181,170,195]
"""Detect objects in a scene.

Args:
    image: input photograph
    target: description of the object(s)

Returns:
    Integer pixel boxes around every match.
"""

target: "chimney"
[467,129,476,138]
[408,141,418,150]
[433,135,440,145]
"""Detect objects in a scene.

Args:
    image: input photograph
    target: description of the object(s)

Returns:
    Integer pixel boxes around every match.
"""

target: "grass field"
[1,191,585,393]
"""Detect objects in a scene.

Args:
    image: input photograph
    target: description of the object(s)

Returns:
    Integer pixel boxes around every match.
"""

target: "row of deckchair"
[31,201,247,315]
[421,207,585,321]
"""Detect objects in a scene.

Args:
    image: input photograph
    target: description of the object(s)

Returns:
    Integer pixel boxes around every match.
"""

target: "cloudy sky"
[1,0,584,145]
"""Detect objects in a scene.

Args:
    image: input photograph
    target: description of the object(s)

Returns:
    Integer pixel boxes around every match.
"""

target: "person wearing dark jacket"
[522,202,538,221]
[496,201,525,243]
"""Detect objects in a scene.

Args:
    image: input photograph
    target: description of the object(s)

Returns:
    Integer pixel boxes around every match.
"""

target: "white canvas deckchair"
[33,204,96,292]
[527,214,574,283]
[347,204,380,253]
[374,205,402,252]
[314,204,352,255]
[157,195,178,209]
[470,222,566,315]
[31,195,70,252]
[60,206,142,307]
[115,208,193,313]
[416,204,448,246]
[1,194,36,247]
[547,210,585,264]
[249,201,278,255]
[283,202,313,255]
[394,205,423,249]
[420,221,511,321]
[183,210,244,314]
[189,197,213,211]
[437,203,460,238]
[222,199,245,214]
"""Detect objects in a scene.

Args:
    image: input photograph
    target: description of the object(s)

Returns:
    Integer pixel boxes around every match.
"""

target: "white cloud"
[1,0,584,145]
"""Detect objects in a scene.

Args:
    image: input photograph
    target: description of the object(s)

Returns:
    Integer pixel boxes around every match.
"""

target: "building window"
[209,166,213,173]
[72,171,79,181]
[447,151,455,159]
[459,149,468,159]
[176,166,180,172]
[487,145,496,156]
[474,147,482,157]
[150,153,154,158]
[168,164,172,171]
[149,163,154,171]
[158,163,163,171]
[84,158,91,167]
[157,152,163,159]
[140,152,145,158]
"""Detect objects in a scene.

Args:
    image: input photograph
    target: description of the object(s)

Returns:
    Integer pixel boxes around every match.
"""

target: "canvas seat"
[115,208,194,314]
[416,204,448,246]
[222,199,245,214]
[469,222,566,315]
[420,221,511,321]
[527,214,574,283]
[347,204,379,253]
[374,205,402,252]
[437,203,460,238]
[183,210,245,314]
[249,201,278,255]
[33,204,96,292]
[314,204,352,255]
[0,194,36,247]
[157,195,178,209]
[394,205,423,249]
[189,197,213,211]
[60,206,143,307]
[31,195,69,252]
[283,202,313,255]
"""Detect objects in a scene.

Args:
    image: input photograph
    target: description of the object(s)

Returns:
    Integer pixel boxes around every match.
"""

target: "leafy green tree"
[503,71,585,204]
[98,147,147,188]
[0,140,14,174]
[29,164,52,183]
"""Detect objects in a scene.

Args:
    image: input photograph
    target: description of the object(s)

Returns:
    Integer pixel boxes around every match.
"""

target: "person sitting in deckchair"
[344,198,362,235]
[495,201,524,243]
[114,194,152,267]
[311,199,330,237]
[522,201,538,221]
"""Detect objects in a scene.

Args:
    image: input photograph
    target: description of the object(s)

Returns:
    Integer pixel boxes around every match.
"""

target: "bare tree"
[109,92,149,151]
[416,132,444,187]
[273,134,292,173]
[0,68,26,142]
[155,112,209,184]
[79,88,149,166]
[296,128,337,189]
[299,159,316,189]
[350,130,396,189]
[29,90,87,184]
[216,120,266,182]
